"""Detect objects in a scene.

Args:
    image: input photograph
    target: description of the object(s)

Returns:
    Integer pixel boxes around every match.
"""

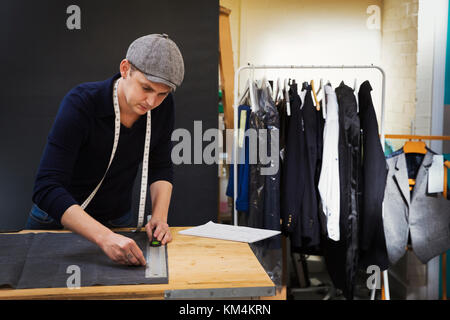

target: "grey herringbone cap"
[126,34,184,91]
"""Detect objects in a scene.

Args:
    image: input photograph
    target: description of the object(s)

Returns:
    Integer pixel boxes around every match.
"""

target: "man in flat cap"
[26,34,184,266]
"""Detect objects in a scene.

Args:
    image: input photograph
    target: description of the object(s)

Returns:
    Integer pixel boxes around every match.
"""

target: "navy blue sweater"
[32,73,174,223]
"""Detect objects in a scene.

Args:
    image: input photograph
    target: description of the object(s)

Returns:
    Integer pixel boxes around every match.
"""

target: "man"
[25,34,184,267]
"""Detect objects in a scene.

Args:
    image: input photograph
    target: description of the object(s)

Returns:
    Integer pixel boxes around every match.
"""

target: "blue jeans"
[24,204,133,230]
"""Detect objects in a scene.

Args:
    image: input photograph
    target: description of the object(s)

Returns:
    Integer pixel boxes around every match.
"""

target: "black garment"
[276,98,288,162]
[281,83,306,247]
[249,108,266,229]
[247,85,282,287]
[298,85,323,250]
[357,80,389,271]
[281,84,323,252]
[261,87,281,233]
[323,82,360,300]
[248,85,281,236]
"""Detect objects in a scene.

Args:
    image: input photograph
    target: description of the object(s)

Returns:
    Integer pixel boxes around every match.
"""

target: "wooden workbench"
[0,227,276,299]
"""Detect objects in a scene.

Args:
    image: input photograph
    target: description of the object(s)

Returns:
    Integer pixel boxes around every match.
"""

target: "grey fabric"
[0,232,168,289]
[126,34,184,90]
[383,152,450,265]
[0,233,34,288]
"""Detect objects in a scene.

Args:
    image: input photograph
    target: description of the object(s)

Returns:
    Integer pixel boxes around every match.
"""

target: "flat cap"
[126,34,184,91]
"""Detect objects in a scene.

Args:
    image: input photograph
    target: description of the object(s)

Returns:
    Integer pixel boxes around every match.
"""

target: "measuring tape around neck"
[81,78,151,230]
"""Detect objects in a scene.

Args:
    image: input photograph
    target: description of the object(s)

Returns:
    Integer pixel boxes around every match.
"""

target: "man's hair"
[129,62,138,76]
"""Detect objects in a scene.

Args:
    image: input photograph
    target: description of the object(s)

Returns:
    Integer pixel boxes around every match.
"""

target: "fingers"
[153,224,172,245]
[124,252,139,266]
[145,222,154,240]
[105,234,146,266]
[122,240,146,266]
[145,220,172,245]
[129,243,146,266]
[160,230,172,245]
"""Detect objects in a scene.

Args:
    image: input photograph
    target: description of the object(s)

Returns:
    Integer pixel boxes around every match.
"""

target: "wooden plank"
[219,6,235,129]
[0,227,274,299]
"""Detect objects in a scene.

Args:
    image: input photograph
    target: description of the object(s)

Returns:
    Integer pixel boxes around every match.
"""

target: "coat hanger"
[249,80,257,112]
[321,79,329,120]
[353,78,358,91]
[317,78,323,95]
[403,140,427,154]
[284,78,291,116]
[404,139,427,191]
[262,74,273,98]
[274,78,280,102]
[353,78,359,113]
[317,78,324,112]
[301,81,309,91]
[249,66,257,111]
[277,78,284,103]
[310,79,320,111]
[444,160,450,199]
[238,80,250,105]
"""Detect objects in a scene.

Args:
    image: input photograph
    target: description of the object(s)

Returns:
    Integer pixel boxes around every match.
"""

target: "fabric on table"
[0,233,34,288]
[0,232,167,289]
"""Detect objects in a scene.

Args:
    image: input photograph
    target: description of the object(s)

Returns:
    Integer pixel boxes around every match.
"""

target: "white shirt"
[318,84,340,241]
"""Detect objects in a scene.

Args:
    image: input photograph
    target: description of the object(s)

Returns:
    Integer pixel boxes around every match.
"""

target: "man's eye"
[143,87,151,91]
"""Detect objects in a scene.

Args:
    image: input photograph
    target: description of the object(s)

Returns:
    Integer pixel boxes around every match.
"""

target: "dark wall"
[0,0,218,230]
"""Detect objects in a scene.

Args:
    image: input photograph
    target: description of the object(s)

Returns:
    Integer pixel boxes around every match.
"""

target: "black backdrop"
[0,0,218,230]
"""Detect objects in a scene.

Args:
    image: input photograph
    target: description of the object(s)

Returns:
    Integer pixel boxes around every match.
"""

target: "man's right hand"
[98,232,147,266]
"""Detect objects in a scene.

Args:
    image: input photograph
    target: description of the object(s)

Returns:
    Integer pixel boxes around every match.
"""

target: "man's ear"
[120,59,130,79]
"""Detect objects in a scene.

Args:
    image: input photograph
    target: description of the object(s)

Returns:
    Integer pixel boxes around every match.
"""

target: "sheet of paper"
[178,221,281,243]
[428,154,444,193]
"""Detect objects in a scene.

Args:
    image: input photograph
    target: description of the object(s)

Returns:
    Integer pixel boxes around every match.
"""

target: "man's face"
[121,61,172,116]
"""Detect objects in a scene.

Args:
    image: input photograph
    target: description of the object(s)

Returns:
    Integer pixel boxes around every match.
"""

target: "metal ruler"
[145,242,168,279]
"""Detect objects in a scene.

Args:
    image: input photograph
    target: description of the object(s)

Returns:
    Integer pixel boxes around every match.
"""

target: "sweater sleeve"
[147,94,175,186]
[32,91,90,223]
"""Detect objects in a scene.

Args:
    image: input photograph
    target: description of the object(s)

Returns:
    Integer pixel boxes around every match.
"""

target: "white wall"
[382,0,418,149]
[230,0,384,124]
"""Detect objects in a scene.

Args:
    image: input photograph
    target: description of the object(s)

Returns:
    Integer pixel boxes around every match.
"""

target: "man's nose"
[146,93,157,107]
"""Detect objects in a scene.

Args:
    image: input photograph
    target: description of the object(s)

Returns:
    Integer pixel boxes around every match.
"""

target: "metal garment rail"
[232,64,389,300]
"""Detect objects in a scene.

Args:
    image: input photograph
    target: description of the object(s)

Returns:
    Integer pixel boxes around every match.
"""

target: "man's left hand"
[145,217,172,245]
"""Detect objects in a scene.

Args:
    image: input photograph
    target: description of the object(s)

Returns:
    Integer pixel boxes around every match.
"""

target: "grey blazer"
[383,151,450,265]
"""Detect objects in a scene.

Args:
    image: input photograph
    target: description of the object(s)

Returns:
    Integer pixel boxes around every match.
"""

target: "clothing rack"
[384,133,450,300]
[232,64,389,300]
